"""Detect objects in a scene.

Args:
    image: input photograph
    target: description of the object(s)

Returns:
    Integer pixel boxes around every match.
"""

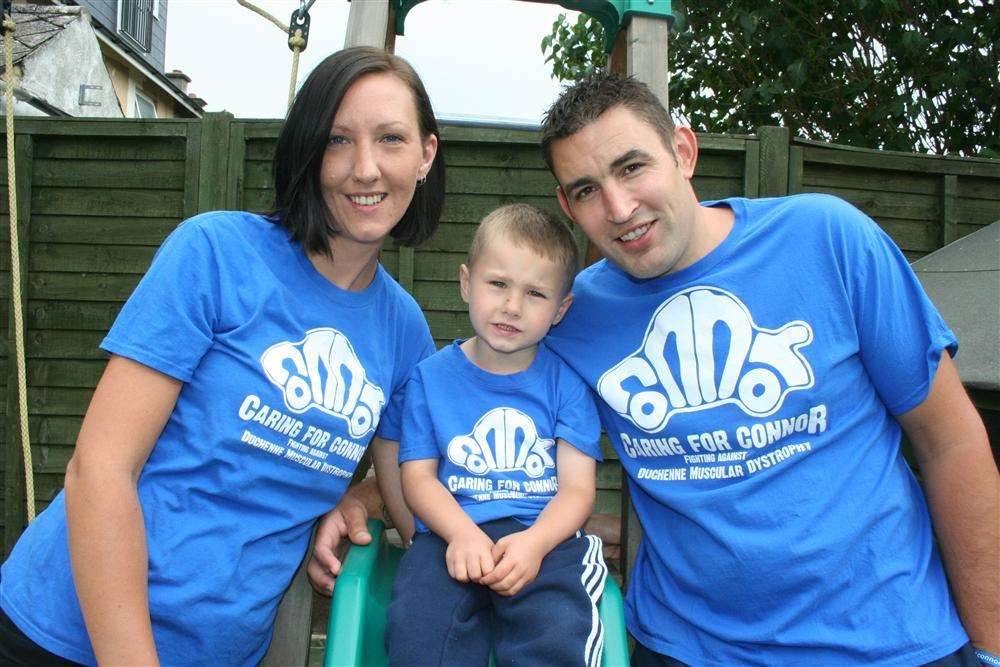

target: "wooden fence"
[2,114,999,555]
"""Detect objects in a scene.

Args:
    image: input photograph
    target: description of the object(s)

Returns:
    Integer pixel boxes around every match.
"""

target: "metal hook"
[287,2,312,52]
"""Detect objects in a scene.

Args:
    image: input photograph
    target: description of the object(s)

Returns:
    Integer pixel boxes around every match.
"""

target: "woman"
[0,47,443,666]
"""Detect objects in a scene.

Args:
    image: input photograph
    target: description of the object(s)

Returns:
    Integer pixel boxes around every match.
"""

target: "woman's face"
[319,72,437,254]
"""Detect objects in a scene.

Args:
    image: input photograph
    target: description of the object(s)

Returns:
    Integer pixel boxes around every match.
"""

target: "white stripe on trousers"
[581,534,608,667]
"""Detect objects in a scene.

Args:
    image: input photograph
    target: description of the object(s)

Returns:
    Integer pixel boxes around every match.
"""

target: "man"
[537,72,998,666]
[310,72,997,665]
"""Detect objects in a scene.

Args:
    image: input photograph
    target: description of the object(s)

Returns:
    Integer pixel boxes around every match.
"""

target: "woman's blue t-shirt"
[0,211,433,666]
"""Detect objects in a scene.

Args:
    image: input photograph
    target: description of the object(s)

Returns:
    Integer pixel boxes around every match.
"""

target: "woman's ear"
[419,133,439,180]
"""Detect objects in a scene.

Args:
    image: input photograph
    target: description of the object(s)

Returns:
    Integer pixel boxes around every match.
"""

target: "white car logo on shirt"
[260,328,385,438]
[447,407,555,478]
[598,286,814,433]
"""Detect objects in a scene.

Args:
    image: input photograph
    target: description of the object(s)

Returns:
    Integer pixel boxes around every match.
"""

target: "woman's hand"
[307,478,378,595]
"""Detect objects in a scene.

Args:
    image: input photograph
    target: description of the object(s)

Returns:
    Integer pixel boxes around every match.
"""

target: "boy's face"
[460,238,573,364]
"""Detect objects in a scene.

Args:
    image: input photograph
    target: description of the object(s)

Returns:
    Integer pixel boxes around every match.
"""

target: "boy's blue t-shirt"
[546,194,968,666]
[400,341,601,531]
[0,211,434,666]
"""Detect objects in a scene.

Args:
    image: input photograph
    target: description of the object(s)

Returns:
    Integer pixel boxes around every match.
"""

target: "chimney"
[166,69,191,93]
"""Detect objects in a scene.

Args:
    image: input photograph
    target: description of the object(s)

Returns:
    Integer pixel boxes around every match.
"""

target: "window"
[134,91,158,118]
[118,0,154,52]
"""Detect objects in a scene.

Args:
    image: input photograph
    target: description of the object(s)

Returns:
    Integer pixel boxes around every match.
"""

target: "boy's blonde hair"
[466,204,579,294]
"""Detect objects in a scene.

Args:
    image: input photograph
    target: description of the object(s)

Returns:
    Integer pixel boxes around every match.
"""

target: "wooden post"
[196,112,233,214]
[4,134,33,556]
[606,12,671,588]
[269,3,401,657]
[344,0,396,51]
[608,15,669,107]
[757,126,790,198]
[182,121,203,220]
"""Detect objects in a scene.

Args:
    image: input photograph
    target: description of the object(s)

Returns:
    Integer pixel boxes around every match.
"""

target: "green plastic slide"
[324,519,630,666]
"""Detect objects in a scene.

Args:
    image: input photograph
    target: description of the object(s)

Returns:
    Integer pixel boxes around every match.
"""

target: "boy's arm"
[481,440,596,596]
[401,458,496,582]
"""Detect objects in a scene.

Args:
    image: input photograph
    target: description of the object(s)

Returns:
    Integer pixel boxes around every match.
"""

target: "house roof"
[0,5,83,72]
[913,221,1000,391]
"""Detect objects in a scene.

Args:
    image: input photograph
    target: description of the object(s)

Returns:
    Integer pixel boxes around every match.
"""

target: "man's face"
[551,105,701,279]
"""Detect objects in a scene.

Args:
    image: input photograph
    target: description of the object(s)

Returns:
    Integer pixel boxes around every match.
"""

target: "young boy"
[384,204,606,667]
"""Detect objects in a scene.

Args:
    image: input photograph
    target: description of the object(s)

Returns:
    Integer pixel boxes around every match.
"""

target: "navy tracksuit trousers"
[386,518,607,667]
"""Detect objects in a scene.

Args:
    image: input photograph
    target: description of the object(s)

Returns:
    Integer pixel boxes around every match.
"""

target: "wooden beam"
[397,246,415,293]
[344,0,396,52]
[743,139,760,198]
[227,122,247,211]
[260,535,315,667]
[788,144,804,195]
[941,174,958,247]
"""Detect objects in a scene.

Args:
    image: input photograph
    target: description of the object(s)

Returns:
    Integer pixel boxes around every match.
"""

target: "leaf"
[540,1,997,155]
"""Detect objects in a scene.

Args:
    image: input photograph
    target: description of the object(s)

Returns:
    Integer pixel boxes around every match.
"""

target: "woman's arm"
[65,355,181,666]
[371,437,415,544]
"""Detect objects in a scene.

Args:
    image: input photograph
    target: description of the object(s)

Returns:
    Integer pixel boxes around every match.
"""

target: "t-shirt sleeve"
[101,219,220,382]
[555,366,603,461]
[376,310,435,442]
[838,199,957,416]
[398,371,440,463]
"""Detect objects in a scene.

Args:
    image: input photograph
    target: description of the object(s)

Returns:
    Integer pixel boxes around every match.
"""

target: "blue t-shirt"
[0,212,434,666]
[399,341,601,532]
[546,194,967,666]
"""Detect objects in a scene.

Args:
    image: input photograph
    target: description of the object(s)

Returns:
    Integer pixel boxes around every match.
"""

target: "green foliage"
[540,2,999,157]
[542,13,607,82]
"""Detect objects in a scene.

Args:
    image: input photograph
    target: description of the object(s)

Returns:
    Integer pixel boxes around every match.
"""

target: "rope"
[235,0,304,111]
[288,30,305,110]
[235,0,288,32]
[3,13,35,523]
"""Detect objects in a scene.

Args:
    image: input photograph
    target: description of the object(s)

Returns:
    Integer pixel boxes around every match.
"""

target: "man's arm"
[898,353,999,653]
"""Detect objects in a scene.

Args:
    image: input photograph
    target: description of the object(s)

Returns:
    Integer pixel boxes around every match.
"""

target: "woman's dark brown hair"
[270,47,445,254]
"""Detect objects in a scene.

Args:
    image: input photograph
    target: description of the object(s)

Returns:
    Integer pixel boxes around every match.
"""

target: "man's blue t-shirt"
[399,341,601,531]
[546,194,968,666]
[0,211,434,666]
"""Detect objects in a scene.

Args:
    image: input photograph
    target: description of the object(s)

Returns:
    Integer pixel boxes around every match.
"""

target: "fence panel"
[2,115,996,554]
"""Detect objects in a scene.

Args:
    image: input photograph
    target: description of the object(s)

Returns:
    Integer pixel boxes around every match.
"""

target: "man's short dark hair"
[540,72,676,174]
[468,204,579,295]
[269,47,445,254]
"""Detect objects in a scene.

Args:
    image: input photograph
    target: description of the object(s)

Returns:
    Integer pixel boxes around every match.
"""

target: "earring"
[416,175,427,187]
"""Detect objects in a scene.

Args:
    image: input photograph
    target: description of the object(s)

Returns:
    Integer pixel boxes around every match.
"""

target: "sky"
[164,0,578,124]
